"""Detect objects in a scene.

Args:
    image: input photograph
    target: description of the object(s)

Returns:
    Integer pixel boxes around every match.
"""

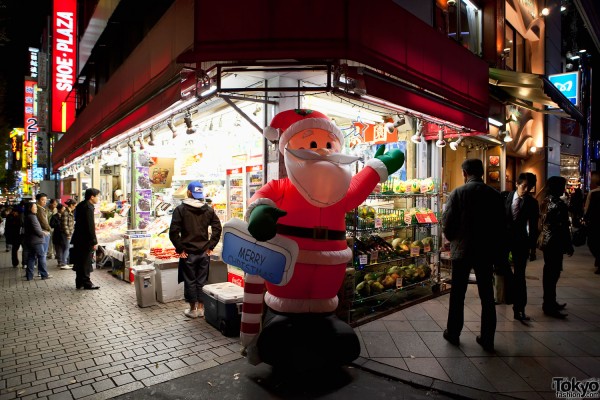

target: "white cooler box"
[202,282,244,337]
[155,262,184,303]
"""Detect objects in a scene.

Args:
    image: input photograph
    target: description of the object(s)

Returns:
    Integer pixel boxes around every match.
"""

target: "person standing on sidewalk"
[539,176,573,318]
[51,204,68,269]
[60,199,76,270]
[584,172,600,274]
[46,199,58,260]
[5,207,23,267]
[503,172,539,321]
[35,193,52,265]
[71,188,101,290]
[169,181,222,319]
[442,159,505,352]
[23,203,51,281]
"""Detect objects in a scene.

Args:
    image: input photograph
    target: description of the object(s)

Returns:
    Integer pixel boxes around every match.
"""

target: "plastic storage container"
[155,262,184,303]
[134,265,156,307]
[202,282,244,337]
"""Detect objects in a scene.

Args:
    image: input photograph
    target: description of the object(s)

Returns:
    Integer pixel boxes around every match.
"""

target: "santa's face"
[284,128,359,207]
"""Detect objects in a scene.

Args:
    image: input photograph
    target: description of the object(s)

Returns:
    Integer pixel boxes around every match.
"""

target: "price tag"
[375,217,383,229]
[423,244,431,253]
[359,254,368,265]
[396,277,403,288]
[370,250,379,263]
[415,213,432,223]
[404,213,413,225]
[410,245,421,257]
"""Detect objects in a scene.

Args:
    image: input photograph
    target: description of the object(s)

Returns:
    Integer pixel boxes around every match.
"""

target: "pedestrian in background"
[46,198,58,260]
[51,204,68,269]
[569,188,585,227]
[23,202,51,281]
[5,207,23,267]
[169,181,222,319]
[60,199,77,270]
[584,171,600,274]
[502,172,539,321]
[35,193,51,264]
[538,176,573,318]
[71,188,101,290]
[442,159,505,352]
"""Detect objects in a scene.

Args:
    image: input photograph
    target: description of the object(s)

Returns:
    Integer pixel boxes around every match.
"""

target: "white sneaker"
[197,308,205,318]
[60,265,72,270]
[184,308,198,319]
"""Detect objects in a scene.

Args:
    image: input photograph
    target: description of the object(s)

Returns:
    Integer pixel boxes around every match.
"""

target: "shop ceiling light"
[138,136,145,150]
[503,131,513,143]
[127,140,135,151]
[115,146,122,157]
[449,135,464,151]
[148,129,156,146]
[488,117,503,127]
[435,129,446,148]
[410,119,424,144]
[184,111,196,134]
[447,0,456,6]
[167,119,178,138]
[541,7,550,16]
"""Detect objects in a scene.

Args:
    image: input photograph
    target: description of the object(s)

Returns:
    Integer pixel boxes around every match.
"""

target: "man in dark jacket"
[442,159,505,352]
[169,181,222,319]
[585,172,600,274]
[71,188,101,290]
[5,207,23,267]
[503,172,539,321]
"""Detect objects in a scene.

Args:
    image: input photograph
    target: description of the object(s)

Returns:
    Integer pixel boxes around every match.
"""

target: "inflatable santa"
[241,109,404,369]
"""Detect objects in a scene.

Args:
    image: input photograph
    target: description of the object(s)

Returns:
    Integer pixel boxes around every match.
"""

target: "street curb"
[352,357,520,400]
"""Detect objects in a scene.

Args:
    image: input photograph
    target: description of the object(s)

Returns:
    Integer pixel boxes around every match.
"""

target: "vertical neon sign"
[51,0,77,133]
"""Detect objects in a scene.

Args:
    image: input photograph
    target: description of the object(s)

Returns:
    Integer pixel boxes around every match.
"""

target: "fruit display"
[353,235,435,266]
[354,263,432,298]
[96,216,128,243]
[380,177,437,195]
[347,206,437,231]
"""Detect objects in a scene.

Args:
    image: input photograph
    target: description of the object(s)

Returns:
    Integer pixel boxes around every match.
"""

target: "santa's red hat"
[264,109,343,154]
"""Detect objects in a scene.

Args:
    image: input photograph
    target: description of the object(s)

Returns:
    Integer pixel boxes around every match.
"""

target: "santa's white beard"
[284,151,353,207]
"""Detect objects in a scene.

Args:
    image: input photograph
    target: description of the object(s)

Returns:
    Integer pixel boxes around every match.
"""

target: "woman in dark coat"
[539,176,573,318]
[23,202,51,280]
[5,207,23,267]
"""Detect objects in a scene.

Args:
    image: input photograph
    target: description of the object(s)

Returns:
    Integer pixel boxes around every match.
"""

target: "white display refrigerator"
[246,164,263,200]
[226,167,244,221]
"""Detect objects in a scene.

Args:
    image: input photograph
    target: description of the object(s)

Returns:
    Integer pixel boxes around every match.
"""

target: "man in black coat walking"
[503,173,539,321]
[585,172,600,274]
[71,188,101,290]
[442,159,505,352]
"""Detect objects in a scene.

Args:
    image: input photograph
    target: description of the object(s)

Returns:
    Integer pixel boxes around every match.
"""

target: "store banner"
[51,0,77,133]
[36,131,49,168]
[134,151,152,229]
[221,218,298,285]
[150,157,175,189]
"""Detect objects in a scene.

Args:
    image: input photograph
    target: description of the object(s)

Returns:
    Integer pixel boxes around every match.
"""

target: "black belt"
[276,224,346,241]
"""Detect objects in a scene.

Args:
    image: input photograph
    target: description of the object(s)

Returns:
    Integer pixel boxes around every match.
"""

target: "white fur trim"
[263,126,279,142]
[245,198,277,222]
[278,118,343,154]
[265,292,339,313]
[296,247,352,265]
[366,158,389,183]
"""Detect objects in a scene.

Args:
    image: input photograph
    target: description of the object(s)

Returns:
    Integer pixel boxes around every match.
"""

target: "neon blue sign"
[548,72,579,105]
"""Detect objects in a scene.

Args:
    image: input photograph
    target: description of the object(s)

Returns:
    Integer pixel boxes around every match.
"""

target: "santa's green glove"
[248,205,287,242]
[374,145,405,175]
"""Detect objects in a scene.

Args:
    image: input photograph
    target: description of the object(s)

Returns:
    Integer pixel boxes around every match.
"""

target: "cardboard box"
[202,282,244,337]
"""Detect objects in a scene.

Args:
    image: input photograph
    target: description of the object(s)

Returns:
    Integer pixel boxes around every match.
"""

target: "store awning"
[177,0,489,132]
[489,68,584,124]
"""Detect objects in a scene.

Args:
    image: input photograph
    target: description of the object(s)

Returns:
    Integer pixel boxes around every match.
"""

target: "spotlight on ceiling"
[436,128,446,148]
[503,131,513,143]
[148,128,156,146]
[184,111,196,134]
[449,135,464,151]
[410,120,424,144]
[167,119,178,138]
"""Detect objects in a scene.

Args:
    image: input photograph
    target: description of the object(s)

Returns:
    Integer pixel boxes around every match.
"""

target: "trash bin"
[134,265,156,307]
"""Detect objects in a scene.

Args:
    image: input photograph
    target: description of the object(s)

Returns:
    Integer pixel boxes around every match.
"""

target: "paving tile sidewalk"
[1,237,599,400]
[355,245,600,399]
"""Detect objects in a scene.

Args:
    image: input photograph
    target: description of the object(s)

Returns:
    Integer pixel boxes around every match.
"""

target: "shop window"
[445,0,482,56]
[504,23,525,72]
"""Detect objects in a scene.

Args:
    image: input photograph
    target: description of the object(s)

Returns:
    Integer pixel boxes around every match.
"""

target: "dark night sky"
[0,0,51,129]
